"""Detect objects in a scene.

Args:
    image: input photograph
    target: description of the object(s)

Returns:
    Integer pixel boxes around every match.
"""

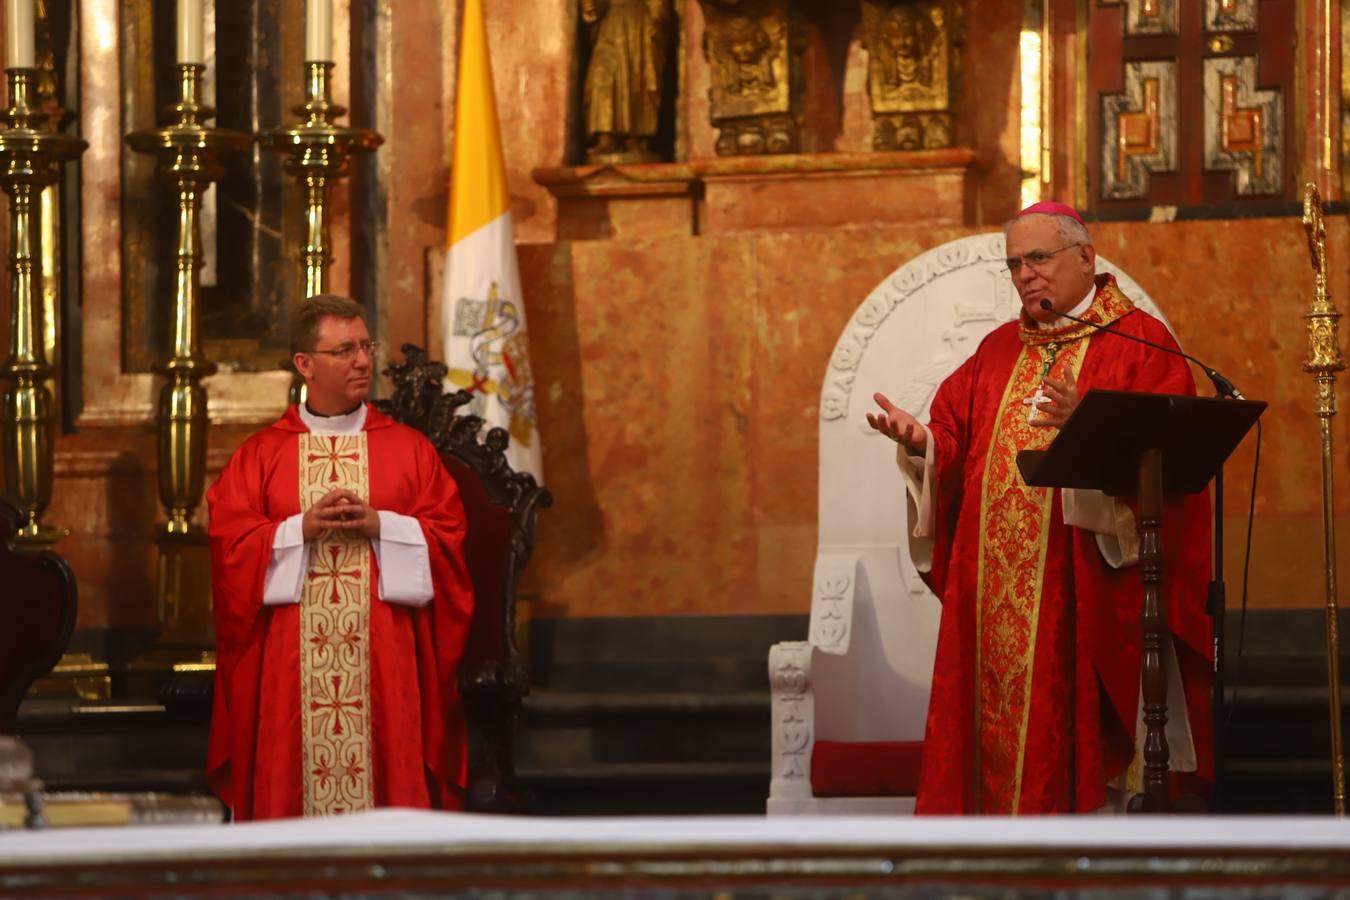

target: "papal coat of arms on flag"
[447,281,537,451]
[444,0,544,482]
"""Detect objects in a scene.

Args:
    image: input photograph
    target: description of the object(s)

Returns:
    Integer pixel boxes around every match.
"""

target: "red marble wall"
[519,216,1350,617]
[1,0,1340,631]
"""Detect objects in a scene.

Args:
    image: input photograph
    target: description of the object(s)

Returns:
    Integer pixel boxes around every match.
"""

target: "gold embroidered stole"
[973,281,1135,814]
[297,432,374,816]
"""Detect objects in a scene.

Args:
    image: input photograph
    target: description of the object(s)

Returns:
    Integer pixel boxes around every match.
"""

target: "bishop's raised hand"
[866,392,927,455]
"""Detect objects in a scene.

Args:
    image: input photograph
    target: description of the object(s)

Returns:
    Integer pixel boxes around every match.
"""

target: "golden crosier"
[0,67,85,547]
[1301,182,1347,817]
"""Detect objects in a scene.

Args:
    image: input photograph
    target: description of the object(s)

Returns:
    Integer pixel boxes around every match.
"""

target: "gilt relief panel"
[861,0,955,150]
[697,0,803,156]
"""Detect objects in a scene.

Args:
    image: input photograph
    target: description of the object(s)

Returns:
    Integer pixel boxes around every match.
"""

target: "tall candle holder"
[0,67,84,548]
[259,62,382,401]
[126,64,248,665]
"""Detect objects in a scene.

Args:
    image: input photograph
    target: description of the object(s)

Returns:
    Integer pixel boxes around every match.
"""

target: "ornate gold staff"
[1301,182,1346,816]
[258,61,381,402]
[126,64,248,659]
[0,66,85,547]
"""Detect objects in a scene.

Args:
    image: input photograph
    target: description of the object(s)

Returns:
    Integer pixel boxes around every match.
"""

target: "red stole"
[916,275,1213,814]
[206,405,475,821]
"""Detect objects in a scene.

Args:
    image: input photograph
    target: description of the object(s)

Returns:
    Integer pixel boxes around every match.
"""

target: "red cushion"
[810,740,923,798]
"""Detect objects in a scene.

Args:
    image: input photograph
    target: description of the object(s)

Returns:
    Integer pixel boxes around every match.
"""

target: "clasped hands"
[865,371,1079,447]
[302,488,380,541]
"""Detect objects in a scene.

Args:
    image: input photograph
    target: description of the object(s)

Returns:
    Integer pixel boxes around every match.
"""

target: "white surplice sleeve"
[894,425,936,573]
[262,513,306,606]
[370,511,434,607]
[261,510,435,607]
[1062,489,1140,569]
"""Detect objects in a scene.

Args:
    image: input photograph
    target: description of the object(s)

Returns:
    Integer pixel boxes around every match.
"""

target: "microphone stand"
[1043,300,1241,810]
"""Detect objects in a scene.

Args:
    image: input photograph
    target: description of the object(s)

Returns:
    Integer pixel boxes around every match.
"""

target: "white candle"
[305,0,332,61]
[176,0,203,64]
[5,0,34,69]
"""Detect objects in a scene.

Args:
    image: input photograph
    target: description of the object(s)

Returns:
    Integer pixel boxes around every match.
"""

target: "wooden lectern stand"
[1017,390,1264,813]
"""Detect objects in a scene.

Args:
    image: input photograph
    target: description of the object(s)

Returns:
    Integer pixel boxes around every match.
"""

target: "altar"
[6,811,1350,896]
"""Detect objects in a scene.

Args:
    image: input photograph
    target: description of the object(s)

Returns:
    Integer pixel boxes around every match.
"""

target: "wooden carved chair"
[375,345,551,813]
[0,499,77,733]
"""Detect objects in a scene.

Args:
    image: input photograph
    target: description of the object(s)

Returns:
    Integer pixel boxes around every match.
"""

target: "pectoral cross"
[1022,341,1059,424]
[1022,386,1049,424]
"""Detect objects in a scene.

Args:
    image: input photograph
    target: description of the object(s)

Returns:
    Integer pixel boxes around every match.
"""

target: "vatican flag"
[444,0,543,482]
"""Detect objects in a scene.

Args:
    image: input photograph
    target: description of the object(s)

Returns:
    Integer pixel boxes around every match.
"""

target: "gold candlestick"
[126,65,248,665]
[258,62,381,403]
[0,68,85,548]
[127,64,249,538]
[1302,183,1347,816]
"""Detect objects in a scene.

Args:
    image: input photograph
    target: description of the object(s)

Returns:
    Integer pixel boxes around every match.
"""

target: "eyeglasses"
[306,340,379,362]
[1003,243,1080,275]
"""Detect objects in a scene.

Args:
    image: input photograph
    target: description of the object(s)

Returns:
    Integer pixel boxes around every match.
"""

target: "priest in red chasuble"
[867,203,1212,814]
[206,294,474,821]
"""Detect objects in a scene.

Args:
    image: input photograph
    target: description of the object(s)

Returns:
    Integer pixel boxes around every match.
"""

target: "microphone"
[1038,298,1243,399]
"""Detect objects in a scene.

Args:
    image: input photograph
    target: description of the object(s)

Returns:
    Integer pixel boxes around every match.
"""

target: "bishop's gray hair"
[1004,212,1092,247]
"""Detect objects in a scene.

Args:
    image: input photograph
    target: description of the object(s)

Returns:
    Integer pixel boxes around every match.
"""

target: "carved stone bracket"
[1203,56,1282,196]
[768,641,814,801]
[862,0,957,151]
[698,0,803,156]
[1100,60,1178,200]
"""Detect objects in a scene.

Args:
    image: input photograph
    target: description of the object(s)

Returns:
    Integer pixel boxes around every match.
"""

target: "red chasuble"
[915,274,1213,815]
[205,404,474,821]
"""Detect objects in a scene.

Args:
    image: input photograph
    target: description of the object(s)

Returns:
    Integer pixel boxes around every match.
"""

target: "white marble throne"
[766,232,1168,816]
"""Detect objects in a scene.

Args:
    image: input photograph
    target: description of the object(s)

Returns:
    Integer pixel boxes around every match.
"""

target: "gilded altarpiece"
[1086,0,1294,210]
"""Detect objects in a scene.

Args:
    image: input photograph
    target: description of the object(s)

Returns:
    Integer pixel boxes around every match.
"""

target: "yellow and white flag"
[444,0,543,481]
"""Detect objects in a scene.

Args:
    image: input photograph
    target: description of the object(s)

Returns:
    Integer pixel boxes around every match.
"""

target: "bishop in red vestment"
[868,204,1212,814]
[207,295,474,821]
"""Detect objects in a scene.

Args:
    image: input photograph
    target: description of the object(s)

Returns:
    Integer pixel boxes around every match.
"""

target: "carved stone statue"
[581,0,675,164]
[862,0,957,151]
[698,0,803,156]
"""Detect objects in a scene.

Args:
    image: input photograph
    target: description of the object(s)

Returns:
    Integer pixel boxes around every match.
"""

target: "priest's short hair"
[290,294,367,355]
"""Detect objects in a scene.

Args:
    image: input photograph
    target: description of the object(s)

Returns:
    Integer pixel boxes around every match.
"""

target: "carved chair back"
[0,499,77,733]
[375,345,552,813]
[814,233,1169,745]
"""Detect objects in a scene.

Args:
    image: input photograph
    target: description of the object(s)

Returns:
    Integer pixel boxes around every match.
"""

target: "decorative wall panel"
[1124,0,1178,36]
[1100,61,1178,199]
[1085,0,1293,210]
[1203,56,1282,195]
[1205,0,1257,33]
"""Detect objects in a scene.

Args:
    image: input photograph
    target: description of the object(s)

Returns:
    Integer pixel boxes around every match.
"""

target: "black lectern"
[1017,390,1264,812]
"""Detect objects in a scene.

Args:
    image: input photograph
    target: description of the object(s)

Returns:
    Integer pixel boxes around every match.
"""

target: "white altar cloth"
[5,809,1350,865]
